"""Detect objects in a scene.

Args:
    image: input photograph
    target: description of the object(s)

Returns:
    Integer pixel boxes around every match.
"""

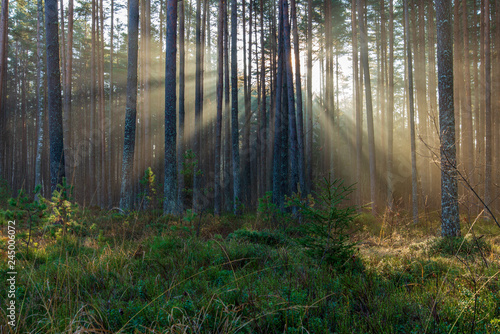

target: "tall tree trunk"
[358,0,376,214]
[387,0,394,210]
[291,0,305,193]
[437,0,460,236]
[306,0,313,193]
[352,0,362,206]
[108,0,114,207]
[0,0,8,178]
[283,0,298,196]
[462,0,474,215]
[223,0,231,212]
[119,0,139,210]
[193,0,202,212]
[242,0,251,206]
[231,0,241,213]
[178,0,186,213]
[35,0,45,200]
[417,0,428,199]
[215,0,224,215]
[99,0,106,206]
[65,0,74,182]
[164,0,178,214]
[404,0,418,224]
[484,0,492,218]
[273,0,285,208]
[89,0,96,203]
[46,0,66,192]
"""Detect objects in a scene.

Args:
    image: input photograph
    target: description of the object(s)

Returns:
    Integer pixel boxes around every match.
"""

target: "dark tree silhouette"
[119,0,139,210]
[45,0,65,192]
[164,0,178,214]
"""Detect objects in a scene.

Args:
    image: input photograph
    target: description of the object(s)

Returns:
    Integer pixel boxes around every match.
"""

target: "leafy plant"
[287,177,359,268]
[1,185,48,255]
[139,167,158,210]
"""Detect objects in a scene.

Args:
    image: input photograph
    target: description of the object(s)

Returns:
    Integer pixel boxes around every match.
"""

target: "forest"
[0,0,500,332]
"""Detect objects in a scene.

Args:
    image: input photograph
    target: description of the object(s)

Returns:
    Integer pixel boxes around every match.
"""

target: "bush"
[227,229,290,247]
[287,177,360,268]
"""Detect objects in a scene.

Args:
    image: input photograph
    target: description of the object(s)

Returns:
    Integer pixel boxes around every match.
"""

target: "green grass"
[1,208,500,333]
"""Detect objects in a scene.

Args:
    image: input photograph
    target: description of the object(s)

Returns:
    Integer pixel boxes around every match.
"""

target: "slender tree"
[215,0,224,215]
[45,0,65,192]
[178,0,186,213]
[164,0,178,214]
[387,0,394,210]
[193,0,202,212]
[273,0,285,208]
[35,0,44,200]
[404,0,418,224]
[358,0,376,214]
[484,0,492,218]
[230,0,241,214]
[437,0,460,236]
[119,0,139,210]
[0,0,8,172]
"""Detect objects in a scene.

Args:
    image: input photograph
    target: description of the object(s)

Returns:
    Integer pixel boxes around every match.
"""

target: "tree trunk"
[387,0,394,210]
[231,0,241,214]
[0,0,8,179]
[291,0,305,193]
[437,0,461,236]
[215,0,224,215]
[461,0,474,215]
[223,0,231,212]
[35,0,44,201]
[178,0,186,213]
[65,0,74,183]
[46,0,66,192]
[164,0,178,214]
[404,0,418,224]
[484,0,492,218]
[307,0,313,193]
[119,0,139,210]
[358,0,376,214]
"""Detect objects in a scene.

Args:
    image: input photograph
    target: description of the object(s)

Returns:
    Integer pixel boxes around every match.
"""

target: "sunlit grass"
[0,209,499,333]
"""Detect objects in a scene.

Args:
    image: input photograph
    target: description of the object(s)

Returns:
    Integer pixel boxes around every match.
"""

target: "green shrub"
[287,177,360,268]
[227,229,290,247]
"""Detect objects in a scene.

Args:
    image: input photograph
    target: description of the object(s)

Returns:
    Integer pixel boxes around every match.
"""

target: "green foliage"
[257,191,292,229]
[180,149,203,208]
[427,236,492,258]
[287,177,359,268]
[139,167,159,210]
[0,177,10,207]
[43,178,83,236]
[228,229,290,247]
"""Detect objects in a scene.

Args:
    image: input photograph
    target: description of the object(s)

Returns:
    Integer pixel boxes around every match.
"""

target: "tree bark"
[437,0,461,236]
[178,0,186,213]
[164,0,178,214]
[35,0,44,200]
[46,0,66,192]
[119,0,139,210]
[484,0,492,218]
[230,0,241,214]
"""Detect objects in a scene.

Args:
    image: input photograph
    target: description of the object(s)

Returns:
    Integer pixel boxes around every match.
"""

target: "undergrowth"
[0,179,499,333]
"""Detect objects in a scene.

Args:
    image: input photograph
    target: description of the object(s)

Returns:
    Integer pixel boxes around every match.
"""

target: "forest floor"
[1,203,500,333]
